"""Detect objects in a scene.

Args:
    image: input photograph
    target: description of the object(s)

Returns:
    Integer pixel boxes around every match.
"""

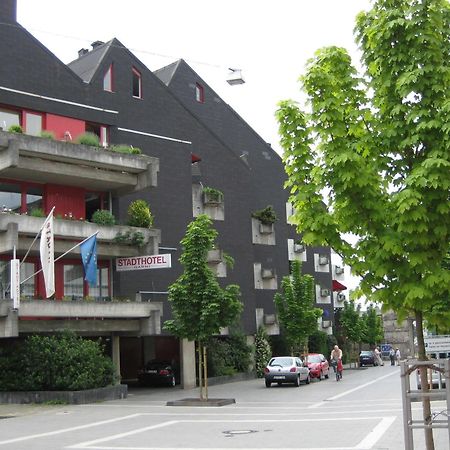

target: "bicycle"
[331,359,343,381]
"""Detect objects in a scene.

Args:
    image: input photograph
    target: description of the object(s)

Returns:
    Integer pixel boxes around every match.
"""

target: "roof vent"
[91,40,105,50]
[78,48,89,58]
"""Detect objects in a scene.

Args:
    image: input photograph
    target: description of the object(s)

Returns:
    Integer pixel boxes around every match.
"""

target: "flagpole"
[20,231,99,285]
[20,206,55,268]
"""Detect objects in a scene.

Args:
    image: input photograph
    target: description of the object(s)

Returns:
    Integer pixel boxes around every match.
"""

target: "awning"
[191,153,201,163]
[332,280,347,291]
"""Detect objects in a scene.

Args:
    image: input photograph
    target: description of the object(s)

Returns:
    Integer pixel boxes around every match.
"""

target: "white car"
[264,356,310,387]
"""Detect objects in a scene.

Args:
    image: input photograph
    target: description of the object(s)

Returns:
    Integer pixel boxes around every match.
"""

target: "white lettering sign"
[116,254,171,271]
[424,335,450,353]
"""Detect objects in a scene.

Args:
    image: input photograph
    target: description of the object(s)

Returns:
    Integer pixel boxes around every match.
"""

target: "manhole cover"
[223,430,258,437]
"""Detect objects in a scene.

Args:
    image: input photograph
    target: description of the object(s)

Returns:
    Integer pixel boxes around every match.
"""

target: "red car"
[306,353,330,380]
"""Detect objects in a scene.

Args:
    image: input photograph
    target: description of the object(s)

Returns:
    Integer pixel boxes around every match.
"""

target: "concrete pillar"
[112,334,121,383]
[180,338,196,389]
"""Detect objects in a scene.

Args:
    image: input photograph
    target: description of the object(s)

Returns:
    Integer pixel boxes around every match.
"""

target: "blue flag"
[80,235,97,286]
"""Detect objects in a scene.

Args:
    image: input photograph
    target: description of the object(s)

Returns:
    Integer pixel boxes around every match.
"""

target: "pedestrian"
[389,347,395,366]
[374,347,383,366]
[395,348,401,366]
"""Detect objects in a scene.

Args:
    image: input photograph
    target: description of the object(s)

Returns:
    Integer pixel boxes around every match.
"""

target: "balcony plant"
[29,207,45,218]
[109,144,142,155]
[8,124,23,133]
[252,205,278,225]
[113,230,146,247]
[91,209,115,226]
[127,199,153,228]
[202,186,224,205]
[76,132,100,147]
[40,130,55,140]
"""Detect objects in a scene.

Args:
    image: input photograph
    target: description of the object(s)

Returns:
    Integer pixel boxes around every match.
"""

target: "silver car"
[264,356,310,387]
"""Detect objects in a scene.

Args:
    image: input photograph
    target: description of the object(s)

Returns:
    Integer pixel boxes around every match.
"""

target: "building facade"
[0,0,346,386]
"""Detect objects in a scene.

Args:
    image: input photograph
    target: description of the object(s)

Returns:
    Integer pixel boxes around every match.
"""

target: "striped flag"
[39,210,55,298]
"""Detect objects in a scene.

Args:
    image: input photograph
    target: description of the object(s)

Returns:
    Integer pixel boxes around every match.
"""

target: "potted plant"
[202,186,224,205]
[127,199,153,228]
[252,205,278,233]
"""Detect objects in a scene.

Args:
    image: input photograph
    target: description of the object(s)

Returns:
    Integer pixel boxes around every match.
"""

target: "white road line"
[67,421,177,449]
[354,416,397,449]
[0,414,141,446]
[326,371,398,401]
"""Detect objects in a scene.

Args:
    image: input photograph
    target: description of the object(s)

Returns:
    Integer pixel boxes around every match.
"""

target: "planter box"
[259,223,274,234]
[0,384,127,405]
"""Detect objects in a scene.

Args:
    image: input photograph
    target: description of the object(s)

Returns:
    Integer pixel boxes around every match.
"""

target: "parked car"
[138,360,176,387]
[264,356,310,387]
[306,353,330,380]
[359,350,377,367]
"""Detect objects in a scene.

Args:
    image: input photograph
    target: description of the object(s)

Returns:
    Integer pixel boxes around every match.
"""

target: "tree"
[274,260,322,356]
[276,1,449,447]
[338,300,367,365]
[363,304,384,347]
[164,215,242,400]
[254,326,272,378]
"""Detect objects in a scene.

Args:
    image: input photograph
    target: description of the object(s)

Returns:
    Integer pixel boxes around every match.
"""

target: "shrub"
[76,132,100,147]
[127,199,153,228]
[40,130,55,140]
[8,124,23,133]
[91,209,115,226]
[254,327,272,377]
[113,230,146,247]
[109,144,142,155]
[252,205,278,225]
[0,331,115,391]
[29,207,45,217]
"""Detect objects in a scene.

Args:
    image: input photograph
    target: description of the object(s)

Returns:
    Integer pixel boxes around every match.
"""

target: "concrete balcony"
[0,131,159,194]
[0,213,161,257]
[0,299,163,337]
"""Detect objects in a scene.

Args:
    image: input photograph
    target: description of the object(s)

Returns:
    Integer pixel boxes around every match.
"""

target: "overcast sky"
[17,0,373,155]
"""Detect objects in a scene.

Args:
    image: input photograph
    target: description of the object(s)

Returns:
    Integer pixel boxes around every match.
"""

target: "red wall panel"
[45,114,85,141]
[45,184,85,219]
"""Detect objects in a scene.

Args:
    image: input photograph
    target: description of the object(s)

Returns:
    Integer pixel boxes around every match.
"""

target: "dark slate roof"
[153,60,182,86]
[68,39,114,83]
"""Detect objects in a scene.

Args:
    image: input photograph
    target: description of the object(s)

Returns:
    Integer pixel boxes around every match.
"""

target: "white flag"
[40,210,54,298]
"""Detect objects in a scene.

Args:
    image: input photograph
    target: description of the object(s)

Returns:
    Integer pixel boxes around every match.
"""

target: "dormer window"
[195,83,204,103]
[103,64,113,92]
[132,67,142,98]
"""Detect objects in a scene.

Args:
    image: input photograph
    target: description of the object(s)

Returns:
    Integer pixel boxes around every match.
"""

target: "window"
[86,122,109,147]
[24,112,42,136]
[103,64,114,92]
[0,108,20,131]
[195,83,204,103]
[89,267,109,300]
[132,67,142,98]
[63,265,84,300]
[0,182,22,212]
[0,261,35,299]
[25,185,43,214]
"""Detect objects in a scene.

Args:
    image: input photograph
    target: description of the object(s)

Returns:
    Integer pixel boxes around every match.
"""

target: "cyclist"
[330,345,343,380]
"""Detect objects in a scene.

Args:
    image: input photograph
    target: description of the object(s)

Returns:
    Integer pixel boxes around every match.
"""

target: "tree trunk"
[203,345,208,401]
[415,310,435,450]
[197,341,204,400]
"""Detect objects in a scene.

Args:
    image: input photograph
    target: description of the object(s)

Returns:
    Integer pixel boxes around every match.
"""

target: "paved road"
[0,364,448,450]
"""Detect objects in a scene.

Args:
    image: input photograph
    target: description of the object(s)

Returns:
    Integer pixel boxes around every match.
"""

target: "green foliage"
[277,0,450,356]
[8,124,23,133]
[274,260,322,355]
[0,331,115,391]
[76,132,100,147]
[207,334,252,377]
[251,205,278,225]
[362,304,384,346]
[29,207,45,217]
[308,330,329,355]
[254,327,272,378]
[113,230,146,247]
[40,130,55,140]
[339,300,366,345]
[202,186,224,203]
[164,214,242,343]
[91,209,115,226]
[109,144,142,155]
[127,199,154,228]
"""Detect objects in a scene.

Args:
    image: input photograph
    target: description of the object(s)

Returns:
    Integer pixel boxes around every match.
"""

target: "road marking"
[0,414,141,446]
[354,416,397,449]
[67,421,177,449]
[68,416,395,450]
[326,371,398,401]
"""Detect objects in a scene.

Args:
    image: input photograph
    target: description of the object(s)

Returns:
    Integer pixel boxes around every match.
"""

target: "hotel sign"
[116,254,171,272]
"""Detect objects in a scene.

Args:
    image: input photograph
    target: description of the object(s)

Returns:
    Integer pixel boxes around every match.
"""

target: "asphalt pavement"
[0,364,448,450]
